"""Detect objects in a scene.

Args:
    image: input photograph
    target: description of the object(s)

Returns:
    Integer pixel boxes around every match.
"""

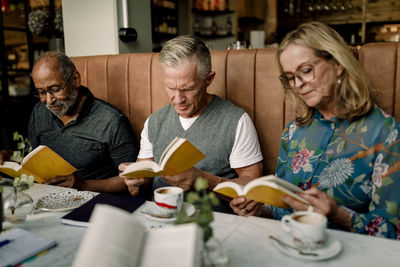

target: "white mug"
[281,211,327,251]
[154,186,184,217]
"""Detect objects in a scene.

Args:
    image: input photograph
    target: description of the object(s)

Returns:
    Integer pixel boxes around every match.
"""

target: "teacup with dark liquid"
[293,213,326,224]
[157,188,171,194]
[282,210,327,251]
[154,186,184,217]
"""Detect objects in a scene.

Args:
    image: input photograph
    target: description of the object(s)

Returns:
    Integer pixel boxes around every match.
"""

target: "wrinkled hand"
[283,187,339,217]
[230,196,263,217]
[45,174,85,190]
[119,162,146,196]
[161,167,202,191]
[124,178,146,196]
[0,149,10,164]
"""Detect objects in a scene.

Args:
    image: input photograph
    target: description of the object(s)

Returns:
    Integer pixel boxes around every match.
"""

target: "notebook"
[61,193,145,227]
[0,228,56,267]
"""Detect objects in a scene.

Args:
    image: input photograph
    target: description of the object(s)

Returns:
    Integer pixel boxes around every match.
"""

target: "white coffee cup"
[154,186,184,217]
[281,211,327,251]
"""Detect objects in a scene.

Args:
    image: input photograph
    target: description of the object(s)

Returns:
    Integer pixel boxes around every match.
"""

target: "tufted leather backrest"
[359,42,400,121]
[71,42,400,175]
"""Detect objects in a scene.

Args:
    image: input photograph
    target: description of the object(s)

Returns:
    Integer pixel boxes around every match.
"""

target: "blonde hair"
[277,21,376,126]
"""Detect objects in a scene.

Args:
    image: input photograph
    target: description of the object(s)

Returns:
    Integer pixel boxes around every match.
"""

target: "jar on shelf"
[194,19,200,35]
[225,17,232,35]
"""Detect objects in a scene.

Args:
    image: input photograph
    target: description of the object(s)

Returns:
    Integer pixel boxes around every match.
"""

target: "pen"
[0,239,13,248]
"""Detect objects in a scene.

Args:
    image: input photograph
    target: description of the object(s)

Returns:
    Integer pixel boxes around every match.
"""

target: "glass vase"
[3,187,34,224]
[202,236,228,267]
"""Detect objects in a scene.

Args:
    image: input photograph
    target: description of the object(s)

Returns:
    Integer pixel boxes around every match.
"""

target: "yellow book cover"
[0,145,77,183]
[121,137,205,178]
[213,175,309,208]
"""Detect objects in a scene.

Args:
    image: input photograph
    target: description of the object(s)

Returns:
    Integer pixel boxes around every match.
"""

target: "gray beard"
[46,88,79,118]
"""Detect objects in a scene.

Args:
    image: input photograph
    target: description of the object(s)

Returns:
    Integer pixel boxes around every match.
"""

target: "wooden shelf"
[192,9,235,16]
[277,0,400,43]
[194,33,234,39]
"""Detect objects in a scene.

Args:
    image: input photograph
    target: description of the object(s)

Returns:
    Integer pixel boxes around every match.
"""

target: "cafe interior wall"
[62,0,153,57]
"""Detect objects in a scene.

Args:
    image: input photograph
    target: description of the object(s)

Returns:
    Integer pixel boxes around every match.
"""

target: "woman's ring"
[243,207,251,213]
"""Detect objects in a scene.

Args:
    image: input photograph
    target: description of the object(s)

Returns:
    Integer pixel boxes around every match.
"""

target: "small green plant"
[0,132,34,215]
[10,131,32,164]
[0,132,34,193]
[175,177,220,242]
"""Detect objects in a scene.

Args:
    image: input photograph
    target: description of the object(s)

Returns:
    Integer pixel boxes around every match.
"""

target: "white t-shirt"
[138,112,263,169]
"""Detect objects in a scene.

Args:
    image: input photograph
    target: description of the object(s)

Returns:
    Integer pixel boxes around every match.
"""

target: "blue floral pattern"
[273,106,400,239]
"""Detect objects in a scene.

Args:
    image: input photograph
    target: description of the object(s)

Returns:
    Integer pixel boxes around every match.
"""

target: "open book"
[0,145,76,183]
[121,137,205,178]
[72,204,203,267]
[213,175,309,208]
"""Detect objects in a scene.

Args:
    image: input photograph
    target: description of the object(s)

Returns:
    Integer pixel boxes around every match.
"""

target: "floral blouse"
[272,106,400,239]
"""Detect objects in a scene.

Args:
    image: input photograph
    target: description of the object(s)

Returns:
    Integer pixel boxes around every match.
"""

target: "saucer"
[143,202,195,223]
[36,191,94,212]
[271,231,342,261]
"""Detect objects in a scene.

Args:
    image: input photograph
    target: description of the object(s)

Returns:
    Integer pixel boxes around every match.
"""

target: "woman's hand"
[230,196,266,217]
[283,187,338,216]
[283,187,351,229]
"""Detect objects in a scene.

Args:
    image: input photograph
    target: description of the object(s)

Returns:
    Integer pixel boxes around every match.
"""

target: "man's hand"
[161,167,203,191]
[230,196,264,217]
[0,150,11,164]
[123,177,146,196]
[45,174,85,190]
[119,162,147,196]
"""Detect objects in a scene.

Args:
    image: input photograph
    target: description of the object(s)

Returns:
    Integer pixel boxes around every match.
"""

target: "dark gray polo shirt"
[28,86,138,180]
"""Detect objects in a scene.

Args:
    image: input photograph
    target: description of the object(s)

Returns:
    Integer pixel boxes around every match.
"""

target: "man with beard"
[28,51,139,192]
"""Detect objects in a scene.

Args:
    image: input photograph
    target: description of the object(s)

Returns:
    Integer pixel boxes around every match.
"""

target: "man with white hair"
[120,35,263,213]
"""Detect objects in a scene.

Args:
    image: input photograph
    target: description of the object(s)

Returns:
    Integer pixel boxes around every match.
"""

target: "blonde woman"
[231,22,400,239]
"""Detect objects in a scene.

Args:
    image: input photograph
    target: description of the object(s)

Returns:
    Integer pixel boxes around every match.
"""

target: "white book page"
[213,181,244,195]
[159,137,185,168]
[0,161,21,171]
[140,223,202,267]
[121,160,162,175]
[72,205,147,267]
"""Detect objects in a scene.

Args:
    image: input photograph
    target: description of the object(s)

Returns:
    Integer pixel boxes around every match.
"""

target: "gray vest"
[149,95,244,190]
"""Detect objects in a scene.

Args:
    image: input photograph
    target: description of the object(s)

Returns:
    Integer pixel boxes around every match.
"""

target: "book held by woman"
[213,175,309,208]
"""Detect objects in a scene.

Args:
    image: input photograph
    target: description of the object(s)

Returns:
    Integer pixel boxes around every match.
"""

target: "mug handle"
[281,215,292,233]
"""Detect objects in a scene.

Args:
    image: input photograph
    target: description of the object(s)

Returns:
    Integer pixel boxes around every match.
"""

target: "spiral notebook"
[0,228,56,267]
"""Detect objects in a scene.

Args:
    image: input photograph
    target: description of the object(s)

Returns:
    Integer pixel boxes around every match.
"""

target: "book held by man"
[121,137,205,178]
[213,175,309,208]
[0,145,76,183]
[72,204,203,267]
